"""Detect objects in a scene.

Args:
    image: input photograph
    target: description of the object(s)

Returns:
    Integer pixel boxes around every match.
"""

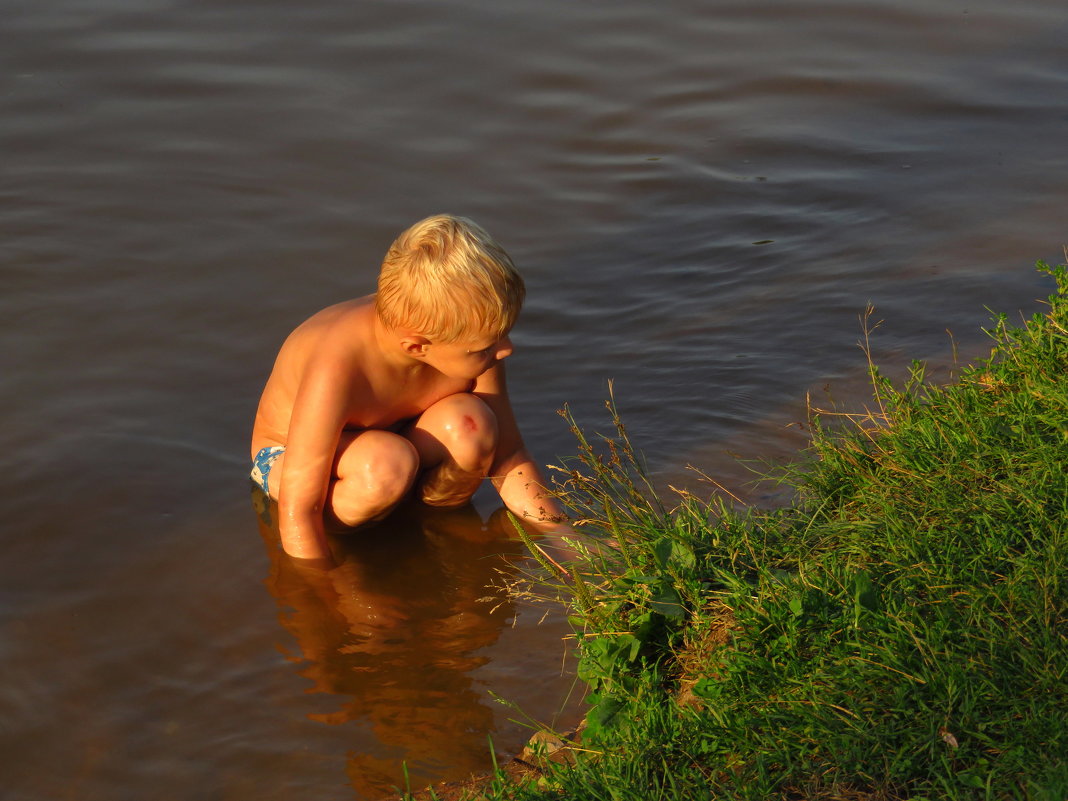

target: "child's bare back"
[250,216,563,563]
[252,296,474,443]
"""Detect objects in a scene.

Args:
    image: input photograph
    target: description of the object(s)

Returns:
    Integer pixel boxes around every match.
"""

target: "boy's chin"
[444,369,486,382]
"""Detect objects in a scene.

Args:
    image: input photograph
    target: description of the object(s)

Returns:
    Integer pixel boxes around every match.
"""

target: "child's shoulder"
[305,295,374,328]
[290,296,373,344]
[277,296,376,370]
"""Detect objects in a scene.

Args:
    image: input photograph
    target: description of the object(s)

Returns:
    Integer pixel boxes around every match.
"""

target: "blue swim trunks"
[251,446,284,496]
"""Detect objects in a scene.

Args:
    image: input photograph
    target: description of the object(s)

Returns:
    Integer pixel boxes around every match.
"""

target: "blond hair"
[376,214,525,342]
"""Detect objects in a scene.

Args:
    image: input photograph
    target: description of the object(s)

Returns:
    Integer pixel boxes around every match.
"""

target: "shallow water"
[2,0,1066,797]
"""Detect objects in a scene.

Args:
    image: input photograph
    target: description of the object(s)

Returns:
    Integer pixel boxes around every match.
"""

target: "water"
[2,0,1066,797]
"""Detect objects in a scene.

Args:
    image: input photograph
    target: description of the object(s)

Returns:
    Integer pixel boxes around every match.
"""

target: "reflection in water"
[253,491,534,797]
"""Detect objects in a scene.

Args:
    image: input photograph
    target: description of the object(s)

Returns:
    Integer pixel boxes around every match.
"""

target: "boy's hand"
[489,507,587,567]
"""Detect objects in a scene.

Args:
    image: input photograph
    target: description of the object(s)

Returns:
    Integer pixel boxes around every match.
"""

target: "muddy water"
[2,0,1066,797]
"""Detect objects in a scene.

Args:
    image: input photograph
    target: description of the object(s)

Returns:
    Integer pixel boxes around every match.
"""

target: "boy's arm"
[276,355,355,562]
[473,363,567,529]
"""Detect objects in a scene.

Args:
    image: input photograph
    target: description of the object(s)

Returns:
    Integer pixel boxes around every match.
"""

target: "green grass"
[488,262,1068,801]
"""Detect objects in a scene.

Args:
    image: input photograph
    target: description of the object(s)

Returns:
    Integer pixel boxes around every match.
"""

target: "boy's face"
[421,332,514,380]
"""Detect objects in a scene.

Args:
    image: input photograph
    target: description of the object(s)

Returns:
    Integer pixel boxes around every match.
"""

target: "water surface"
[2,0,1066,797]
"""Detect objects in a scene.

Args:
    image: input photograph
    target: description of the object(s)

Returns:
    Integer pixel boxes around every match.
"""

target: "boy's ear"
[400,334,431,359]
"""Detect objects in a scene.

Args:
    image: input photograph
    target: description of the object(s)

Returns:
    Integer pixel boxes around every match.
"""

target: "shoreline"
[411,261,1068,800]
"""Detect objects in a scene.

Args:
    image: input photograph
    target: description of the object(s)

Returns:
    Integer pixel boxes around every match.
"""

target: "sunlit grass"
[478,261,1068,801]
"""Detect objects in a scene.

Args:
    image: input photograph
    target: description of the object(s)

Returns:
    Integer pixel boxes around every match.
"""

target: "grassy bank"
[490,262,1067,801]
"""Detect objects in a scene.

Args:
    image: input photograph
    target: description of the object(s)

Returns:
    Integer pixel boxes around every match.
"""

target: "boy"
[250,214,565,562]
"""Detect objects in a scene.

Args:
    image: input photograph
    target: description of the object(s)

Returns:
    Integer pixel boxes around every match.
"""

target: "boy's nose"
[495,336,514,360]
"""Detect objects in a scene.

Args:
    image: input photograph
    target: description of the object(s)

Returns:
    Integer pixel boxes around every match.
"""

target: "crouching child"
[250,214,567,562]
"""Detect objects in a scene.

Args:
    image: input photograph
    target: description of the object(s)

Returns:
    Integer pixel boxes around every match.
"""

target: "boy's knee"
[332,433,419,523]
[429,393,499,454]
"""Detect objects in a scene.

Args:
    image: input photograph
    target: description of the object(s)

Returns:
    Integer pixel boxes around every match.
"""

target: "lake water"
[2,0,1066,797]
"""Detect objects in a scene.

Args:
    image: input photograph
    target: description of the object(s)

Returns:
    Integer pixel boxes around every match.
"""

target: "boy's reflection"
[254,491,528,795]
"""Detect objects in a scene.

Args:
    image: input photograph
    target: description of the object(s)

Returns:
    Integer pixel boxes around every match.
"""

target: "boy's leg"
[404,393,499,507]
[326,430,421,527]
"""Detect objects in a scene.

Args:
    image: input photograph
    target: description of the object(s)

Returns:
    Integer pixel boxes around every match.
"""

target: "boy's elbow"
[278,491,323,528]
[276,501,329,561]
